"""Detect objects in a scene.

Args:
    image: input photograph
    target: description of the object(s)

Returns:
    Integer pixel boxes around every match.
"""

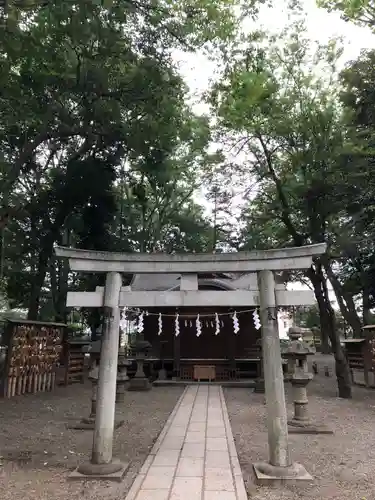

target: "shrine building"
[128,272,283,382]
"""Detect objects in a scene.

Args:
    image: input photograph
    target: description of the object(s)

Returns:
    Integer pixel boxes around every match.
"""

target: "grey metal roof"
[130,272,286,291]
[130,273,241,291]
[168,278,236,291]
[131,274,180,291]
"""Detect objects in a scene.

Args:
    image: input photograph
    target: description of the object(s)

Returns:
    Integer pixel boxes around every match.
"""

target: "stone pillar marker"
[66,360,99,430]
[253,270,313,484]
[70,271,129,480]
[68,340,126,431]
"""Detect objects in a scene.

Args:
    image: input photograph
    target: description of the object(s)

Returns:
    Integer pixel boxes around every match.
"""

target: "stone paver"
[124,385,247,500]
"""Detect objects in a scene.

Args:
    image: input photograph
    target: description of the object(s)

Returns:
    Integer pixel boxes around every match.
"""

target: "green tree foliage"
[0,0,251,47]
[294,305,321,329]
[317,0,375,29]
[0,0,190,211]
[208,22,355,396]
[334,49,375,324]
[0,0,246,321]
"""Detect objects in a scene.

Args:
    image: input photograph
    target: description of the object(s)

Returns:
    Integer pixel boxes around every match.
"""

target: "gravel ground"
[225,354,375,500]
[2,355,374,500]
[0,382,183,500]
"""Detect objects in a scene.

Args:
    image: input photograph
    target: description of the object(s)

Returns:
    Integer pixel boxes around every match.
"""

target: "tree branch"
[256,133,305,246]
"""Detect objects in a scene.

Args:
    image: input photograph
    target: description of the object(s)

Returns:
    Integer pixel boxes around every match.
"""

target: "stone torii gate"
[55,243,326,483]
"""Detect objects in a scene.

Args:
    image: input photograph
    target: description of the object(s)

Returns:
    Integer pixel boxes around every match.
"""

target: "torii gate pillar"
[252,270,312,483]
[70,272,129,480]
[259,270,290,467]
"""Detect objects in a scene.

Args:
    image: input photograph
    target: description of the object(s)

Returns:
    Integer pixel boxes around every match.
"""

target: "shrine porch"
[126,357,263,382]
[153,379,256,388]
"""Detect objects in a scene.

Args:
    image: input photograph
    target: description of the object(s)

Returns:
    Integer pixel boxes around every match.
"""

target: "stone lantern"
[75,360,100,429]
[128,339,152,391]
[282,327,313,378]
[282,327,332,434]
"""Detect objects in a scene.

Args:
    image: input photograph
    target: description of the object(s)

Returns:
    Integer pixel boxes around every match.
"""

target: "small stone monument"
[128,340,152,391]
[282,327,333,434]
[157,340,168,381]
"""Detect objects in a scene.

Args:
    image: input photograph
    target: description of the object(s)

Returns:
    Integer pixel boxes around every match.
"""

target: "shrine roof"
[129,272,282,292]
[131,273,180,291]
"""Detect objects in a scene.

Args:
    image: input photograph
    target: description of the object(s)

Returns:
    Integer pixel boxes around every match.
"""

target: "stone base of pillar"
[128,376,151,391]
[66,419,97,430]
[253,461,313,485]
[254,378,265,393]
[69,459,129,481]
[67,417,125,430]
[288,419,333,434]
[158,368,167,380]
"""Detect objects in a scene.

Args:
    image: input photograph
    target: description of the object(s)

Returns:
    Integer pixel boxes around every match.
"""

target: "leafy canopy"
[317,0,375,29]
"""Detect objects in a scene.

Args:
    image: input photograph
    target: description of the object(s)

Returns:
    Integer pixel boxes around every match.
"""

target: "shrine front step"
[153,379,257,388]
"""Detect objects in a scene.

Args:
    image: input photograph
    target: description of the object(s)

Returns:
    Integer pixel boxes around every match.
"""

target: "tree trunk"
[27,244,52,320]
[363,285,372,326]
[256,136,352,397]
[0,226,5,281]
[320,327,330,354]
[55,227,70,322]
[56,261,69,323]
[307,263,352,398]
[50,258,58,318]
[27,220,63,320]
[324,261,362,338]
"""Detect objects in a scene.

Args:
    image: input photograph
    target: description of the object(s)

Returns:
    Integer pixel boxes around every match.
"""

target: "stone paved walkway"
[125,385,247,500]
